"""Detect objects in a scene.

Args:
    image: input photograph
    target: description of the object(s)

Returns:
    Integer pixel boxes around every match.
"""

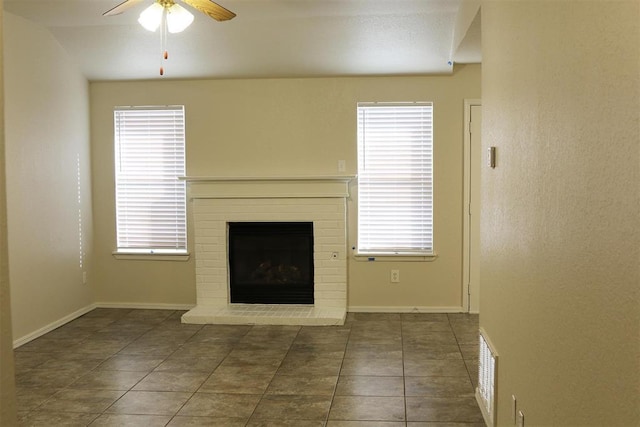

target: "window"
[357,102,433,255]
[114,106,187,254]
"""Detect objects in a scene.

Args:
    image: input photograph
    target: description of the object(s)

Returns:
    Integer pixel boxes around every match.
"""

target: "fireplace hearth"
[228,222,314,304]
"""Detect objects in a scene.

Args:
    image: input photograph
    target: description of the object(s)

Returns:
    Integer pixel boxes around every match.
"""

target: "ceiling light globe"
[166,4,194,33]
[138,3,164,32]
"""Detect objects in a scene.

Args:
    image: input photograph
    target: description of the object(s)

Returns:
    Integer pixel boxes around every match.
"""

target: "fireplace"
[180,176,353,326]
[228,222,314,304]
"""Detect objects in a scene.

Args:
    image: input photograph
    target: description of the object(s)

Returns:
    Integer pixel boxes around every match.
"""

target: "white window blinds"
[357,102,433,255]
[114,106,187,254]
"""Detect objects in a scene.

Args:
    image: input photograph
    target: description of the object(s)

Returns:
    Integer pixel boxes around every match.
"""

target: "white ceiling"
[3,0,481,81]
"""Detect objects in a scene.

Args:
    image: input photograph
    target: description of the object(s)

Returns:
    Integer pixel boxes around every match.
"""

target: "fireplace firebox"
[228,222,314,304]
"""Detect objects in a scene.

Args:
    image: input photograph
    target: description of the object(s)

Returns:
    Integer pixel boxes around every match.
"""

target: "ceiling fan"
[103,0,236,22]
[104,0,236,75]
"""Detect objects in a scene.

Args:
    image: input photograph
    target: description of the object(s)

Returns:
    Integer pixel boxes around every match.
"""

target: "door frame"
[463,99,481,313]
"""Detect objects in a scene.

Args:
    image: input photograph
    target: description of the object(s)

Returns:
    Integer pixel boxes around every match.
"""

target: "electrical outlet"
[390,269,400,283]
[517,410,524,427]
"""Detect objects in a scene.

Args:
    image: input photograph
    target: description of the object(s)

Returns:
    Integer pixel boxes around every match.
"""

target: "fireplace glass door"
[228,222,314,304]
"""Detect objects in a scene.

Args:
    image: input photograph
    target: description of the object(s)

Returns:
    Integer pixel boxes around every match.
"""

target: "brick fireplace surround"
[181,176,353,326]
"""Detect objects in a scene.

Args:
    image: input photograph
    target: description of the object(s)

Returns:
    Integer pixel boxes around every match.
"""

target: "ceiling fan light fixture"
[138,2,164,32]
[166,4,194,33]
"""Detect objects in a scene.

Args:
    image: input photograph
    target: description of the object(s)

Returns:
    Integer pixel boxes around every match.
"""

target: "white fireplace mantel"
[181,175,354,326]
[181,175,356,200]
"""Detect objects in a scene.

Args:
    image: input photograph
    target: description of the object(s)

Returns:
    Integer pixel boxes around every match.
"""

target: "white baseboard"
[13,303,98,348]
[95,302,195,311]
[347,305,465,313]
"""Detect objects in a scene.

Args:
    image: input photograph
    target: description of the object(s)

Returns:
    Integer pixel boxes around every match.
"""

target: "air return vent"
[476,328,498,426]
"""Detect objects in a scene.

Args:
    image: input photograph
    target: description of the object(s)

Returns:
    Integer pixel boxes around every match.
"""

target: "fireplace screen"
[228,222,314,304]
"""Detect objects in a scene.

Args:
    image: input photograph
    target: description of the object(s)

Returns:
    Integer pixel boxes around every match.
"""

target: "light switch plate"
[488,147,496,168]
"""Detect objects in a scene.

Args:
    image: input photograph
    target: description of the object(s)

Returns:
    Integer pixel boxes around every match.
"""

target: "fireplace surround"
[181,176,353,326]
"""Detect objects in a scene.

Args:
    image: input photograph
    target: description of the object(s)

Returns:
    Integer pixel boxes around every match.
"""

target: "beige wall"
[481,1,639,424]
[90,64,480,309]
[0,3,18,424]
[4,13,94,341]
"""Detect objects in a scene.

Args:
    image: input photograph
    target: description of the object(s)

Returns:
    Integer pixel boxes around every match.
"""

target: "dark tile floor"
[14,309,484,426]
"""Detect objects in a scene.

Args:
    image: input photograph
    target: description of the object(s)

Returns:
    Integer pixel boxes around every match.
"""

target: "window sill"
[112,252,191,262]
[353,252,438,262]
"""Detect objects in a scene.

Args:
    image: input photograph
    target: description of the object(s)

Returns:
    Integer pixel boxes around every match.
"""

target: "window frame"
[112,105,189,261]
[355,101,436,260]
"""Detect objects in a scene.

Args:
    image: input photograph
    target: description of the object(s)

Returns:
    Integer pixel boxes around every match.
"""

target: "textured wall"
[0,2,18,424]
[481,1,639,424]
[90,66,481,310]
[4,13,93,341]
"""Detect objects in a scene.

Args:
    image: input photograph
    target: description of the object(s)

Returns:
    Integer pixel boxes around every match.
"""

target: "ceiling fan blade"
[181,0,236,21]
[103,0,146,16]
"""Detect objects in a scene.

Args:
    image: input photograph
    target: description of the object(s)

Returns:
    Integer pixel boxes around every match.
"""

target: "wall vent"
[476,328,498,426]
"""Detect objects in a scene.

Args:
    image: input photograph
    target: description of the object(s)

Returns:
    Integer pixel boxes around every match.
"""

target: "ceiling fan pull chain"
[159,9,168,75]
